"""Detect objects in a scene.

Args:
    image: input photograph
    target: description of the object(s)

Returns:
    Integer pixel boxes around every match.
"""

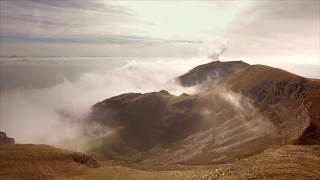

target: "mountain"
[89,61,320,164]
[1,60,320,179]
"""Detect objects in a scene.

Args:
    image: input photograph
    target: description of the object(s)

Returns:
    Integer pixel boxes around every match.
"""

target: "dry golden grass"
[0,144,214,180]
[1,144,320,179]
[200,145,320,179]
[0,144,87,179]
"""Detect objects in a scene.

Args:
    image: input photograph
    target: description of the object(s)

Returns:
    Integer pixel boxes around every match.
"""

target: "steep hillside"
[218,65,320,145]
[297,79,320,144]
[0,144,87,179]
[89,62,319,164]
[90,91,203,161]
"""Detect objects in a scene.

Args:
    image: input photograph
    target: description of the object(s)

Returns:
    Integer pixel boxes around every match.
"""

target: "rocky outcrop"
[0,131,15,144]
[72,153,100,168]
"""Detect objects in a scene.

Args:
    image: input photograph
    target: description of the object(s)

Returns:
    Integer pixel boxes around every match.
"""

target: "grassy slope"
[1,144,319,179]
[0,144,87,179]
[201,145,320,179]
[219,65,303,92]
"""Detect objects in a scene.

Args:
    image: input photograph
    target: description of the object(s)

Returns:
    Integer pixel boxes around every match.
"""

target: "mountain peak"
[177,60,250,87]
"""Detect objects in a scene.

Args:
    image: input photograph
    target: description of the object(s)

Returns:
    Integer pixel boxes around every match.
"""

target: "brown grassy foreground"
[0,144,214,179]
[1,144,320,179]
[200,145,320,179]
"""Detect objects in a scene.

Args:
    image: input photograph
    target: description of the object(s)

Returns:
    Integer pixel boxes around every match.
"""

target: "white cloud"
[0,58,208,150]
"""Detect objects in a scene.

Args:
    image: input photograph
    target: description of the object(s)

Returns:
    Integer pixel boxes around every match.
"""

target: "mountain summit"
[177,60,249,87]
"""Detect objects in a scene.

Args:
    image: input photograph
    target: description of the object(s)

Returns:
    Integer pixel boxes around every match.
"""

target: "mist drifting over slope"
[0,58,208,150]
[0,56,319,151]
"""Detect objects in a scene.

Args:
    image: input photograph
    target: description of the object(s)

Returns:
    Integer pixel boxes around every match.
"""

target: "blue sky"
[0,0,319,64]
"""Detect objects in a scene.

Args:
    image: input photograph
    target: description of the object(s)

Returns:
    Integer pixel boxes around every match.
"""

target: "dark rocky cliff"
[0,131,15,144]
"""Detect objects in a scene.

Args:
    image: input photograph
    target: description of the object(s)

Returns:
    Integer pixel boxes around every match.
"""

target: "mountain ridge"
[89,61,320,164]
[1,60,320,179]
[177,60,249,87]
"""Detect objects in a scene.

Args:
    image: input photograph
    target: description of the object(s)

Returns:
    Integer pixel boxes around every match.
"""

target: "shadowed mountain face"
[218,65,320,145]
[91,91,202,151]
[89,61,320,164]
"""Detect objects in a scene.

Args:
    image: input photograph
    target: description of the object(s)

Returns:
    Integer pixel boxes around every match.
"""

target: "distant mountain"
[89,61,320,164]
[0,131,15,144]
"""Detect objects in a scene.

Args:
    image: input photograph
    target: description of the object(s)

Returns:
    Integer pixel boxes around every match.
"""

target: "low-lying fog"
[0,57,205,150]
[0,57,319,150]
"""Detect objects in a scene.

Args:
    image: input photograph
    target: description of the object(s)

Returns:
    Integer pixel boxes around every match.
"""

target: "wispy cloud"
[24,0,135,15]
[0,0,202,56]
[0,33,203,45]
[0,0,319,61]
